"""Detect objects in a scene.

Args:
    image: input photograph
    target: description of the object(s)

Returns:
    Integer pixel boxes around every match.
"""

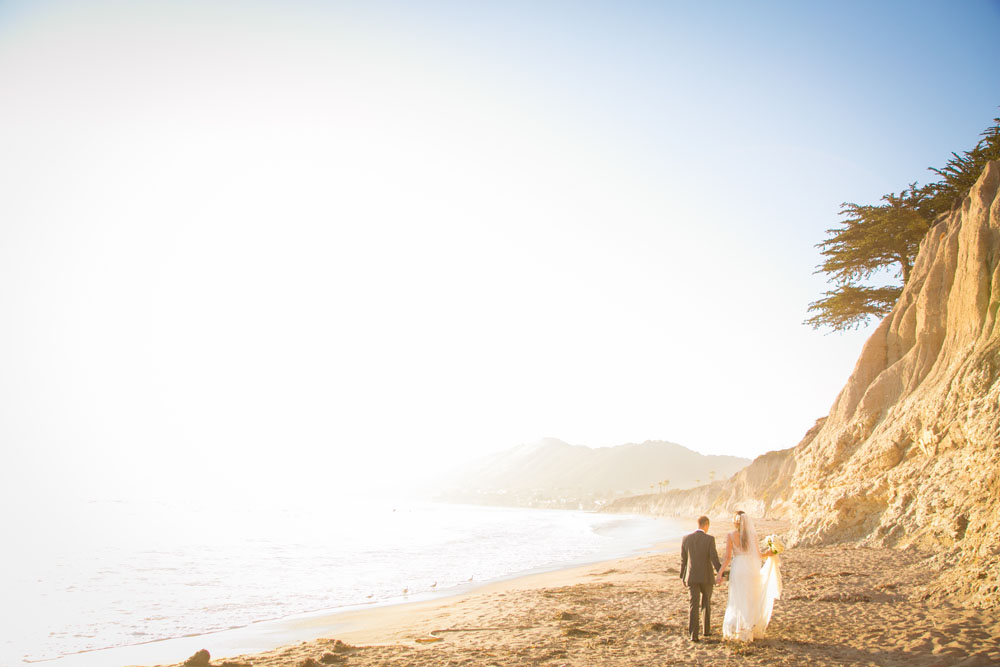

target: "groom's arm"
[679,537,688,581]
[710,536,722,573]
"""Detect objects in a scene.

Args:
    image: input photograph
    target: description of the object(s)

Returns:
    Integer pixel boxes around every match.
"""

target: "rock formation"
[609,160,1000,608]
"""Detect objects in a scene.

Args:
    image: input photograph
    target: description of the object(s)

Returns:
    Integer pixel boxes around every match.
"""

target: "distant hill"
[436,437,750,509]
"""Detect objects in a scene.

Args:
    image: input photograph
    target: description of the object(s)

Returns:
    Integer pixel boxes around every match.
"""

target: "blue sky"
[1,0,999,501]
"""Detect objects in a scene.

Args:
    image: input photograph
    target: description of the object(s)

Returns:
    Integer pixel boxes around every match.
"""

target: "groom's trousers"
[687,581,713,639]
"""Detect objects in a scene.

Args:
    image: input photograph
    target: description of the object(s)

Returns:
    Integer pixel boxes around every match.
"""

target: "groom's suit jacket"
[679,529,722,585]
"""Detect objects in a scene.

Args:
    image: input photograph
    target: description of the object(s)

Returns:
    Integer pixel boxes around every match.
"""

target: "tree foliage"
[808,115,1000,332]
[926,118,1000,215]
[805,285,903,332]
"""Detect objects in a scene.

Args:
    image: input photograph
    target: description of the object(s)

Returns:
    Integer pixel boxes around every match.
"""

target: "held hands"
[715,572,723,585]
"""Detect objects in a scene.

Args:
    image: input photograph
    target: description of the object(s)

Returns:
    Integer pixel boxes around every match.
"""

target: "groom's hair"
[697,515,710,528]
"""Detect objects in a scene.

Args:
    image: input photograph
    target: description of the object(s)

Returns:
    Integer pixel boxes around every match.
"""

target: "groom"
[679,515,722,642]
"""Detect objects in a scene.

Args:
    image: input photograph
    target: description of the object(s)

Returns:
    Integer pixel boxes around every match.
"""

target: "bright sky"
[2,0,999,503]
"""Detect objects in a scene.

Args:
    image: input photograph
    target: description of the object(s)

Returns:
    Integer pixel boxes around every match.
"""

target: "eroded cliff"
[608,160,1000,607]
[786,159,1000,607]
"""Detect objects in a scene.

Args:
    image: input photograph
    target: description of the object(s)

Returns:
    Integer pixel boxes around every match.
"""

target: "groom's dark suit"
[679,528,722,641]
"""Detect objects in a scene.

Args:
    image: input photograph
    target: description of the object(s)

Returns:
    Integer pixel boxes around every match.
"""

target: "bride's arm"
[716,533,733,584]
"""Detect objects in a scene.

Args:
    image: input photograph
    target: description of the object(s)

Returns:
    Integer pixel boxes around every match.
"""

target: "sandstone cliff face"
[608,161,1000,608]
[786,160,1000,607]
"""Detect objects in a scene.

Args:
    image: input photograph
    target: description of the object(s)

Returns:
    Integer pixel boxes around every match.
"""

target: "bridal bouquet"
[764,534,785,555]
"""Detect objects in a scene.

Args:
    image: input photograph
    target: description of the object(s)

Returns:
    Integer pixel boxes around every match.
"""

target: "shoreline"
[35,516,1000,667]
[147,518,999,667]
[37,516,683,667]
[300,517,791,650]
[284,536,684,649]
[161,532,1000,667]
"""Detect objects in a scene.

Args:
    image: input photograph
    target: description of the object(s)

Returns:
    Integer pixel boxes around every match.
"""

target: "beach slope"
[149,533,1000,667]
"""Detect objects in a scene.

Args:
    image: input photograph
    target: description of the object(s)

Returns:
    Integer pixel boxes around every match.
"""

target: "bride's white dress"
[722,547,782,641]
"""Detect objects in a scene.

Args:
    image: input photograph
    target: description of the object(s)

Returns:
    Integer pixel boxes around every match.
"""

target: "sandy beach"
[145,523,1000,667]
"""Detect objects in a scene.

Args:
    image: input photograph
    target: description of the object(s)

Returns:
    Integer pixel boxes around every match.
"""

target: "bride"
[715,510,782,641]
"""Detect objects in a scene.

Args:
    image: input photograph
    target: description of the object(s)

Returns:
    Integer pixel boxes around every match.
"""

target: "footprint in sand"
[562,628,596,638]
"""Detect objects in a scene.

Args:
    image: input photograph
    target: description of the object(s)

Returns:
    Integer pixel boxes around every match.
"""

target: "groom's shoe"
[688,636,700,643]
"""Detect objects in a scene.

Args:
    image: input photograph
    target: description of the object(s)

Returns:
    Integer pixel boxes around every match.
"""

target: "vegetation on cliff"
[807,115,1000,331]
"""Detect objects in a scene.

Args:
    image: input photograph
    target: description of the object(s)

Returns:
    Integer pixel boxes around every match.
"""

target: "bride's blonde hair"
[733,510,749,551]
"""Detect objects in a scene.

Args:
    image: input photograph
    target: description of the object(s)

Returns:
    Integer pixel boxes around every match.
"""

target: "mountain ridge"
[437,437,750,509]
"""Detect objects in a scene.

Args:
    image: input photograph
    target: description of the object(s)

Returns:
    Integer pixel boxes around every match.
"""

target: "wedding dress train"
[722,530,782,641]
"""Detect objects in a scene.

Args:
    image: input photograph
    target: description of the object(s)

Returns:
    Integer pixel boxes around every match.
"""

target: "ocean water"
[1,498,681,666]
